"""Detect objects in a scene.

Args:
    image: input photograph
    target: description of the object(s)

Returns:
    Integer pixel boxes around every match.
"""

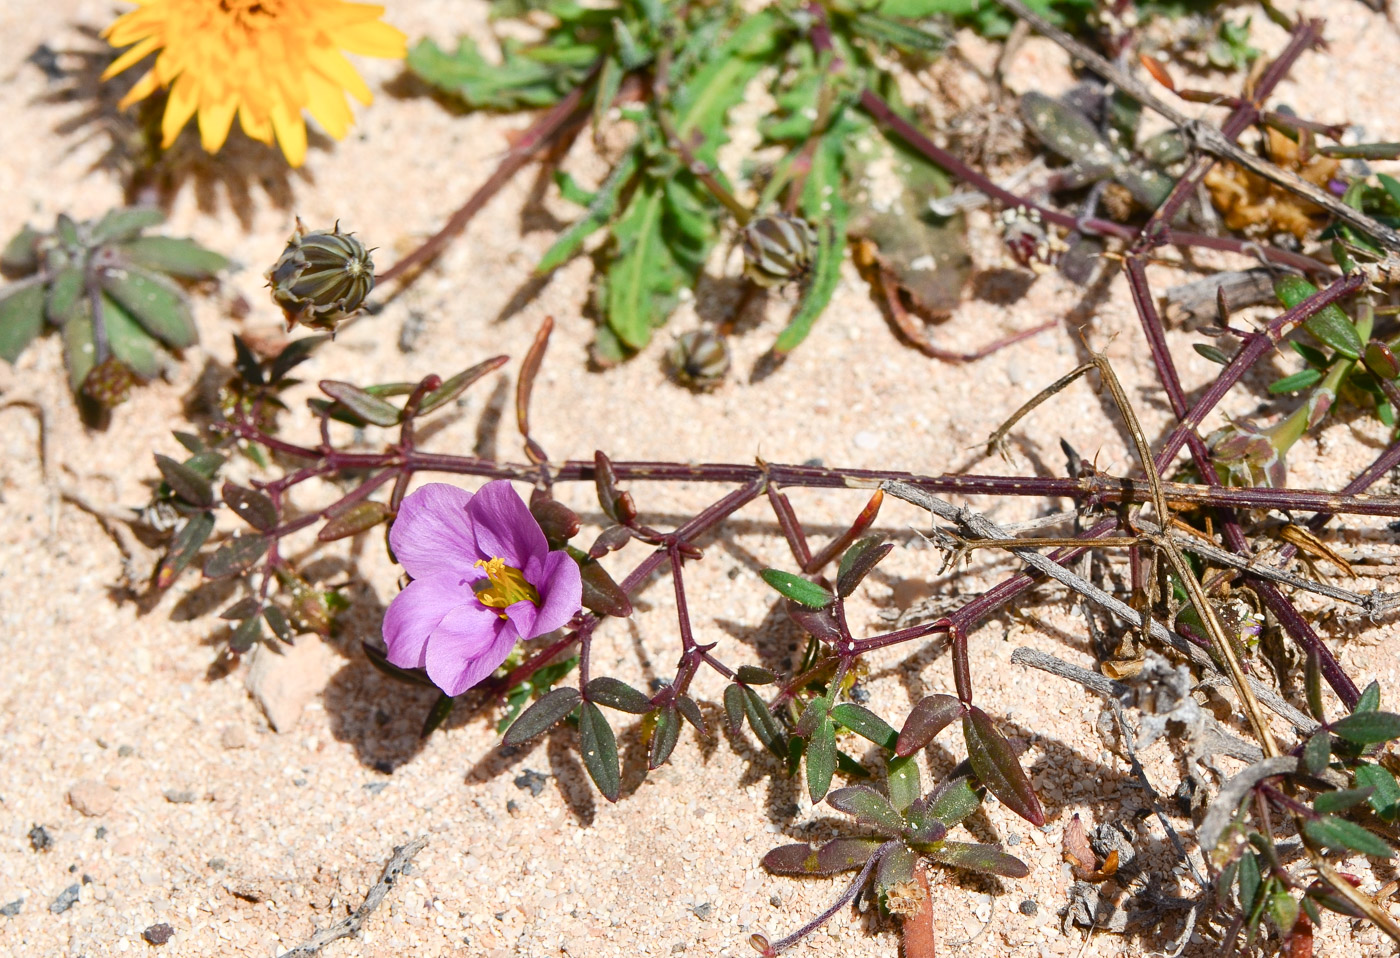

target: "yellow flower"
[102,0,406,167]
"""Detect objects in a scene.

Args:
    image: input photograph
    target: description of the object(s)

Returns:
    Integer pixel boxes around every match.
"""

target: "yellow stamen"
[473,557,541,618]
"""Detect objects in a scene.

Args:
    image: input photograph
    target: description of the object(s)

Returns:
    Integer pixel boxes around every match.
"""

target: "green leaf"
[502,686,581,746]
[115,235,228,279]
[918,772,983,828]
[1,224,41,275]
[675,694,705,736]
[101,266,197,349]
[761,838,882,876]
[603,180,687,350]
[1313,787,1375,814]
[1268,368,1324,394]
[1302,730,1330,776]
[1330,710,1400,745]
[832,703,897,750]
[155,454,214,507]
[1355,680,1382,713]
[566,545,633,617]
[578,701,621,801]
[1355,763,1400,820]
[267,335,327,383]
[203,533,270,579]
[1266,886,1299,938]
[0,278,46,363]
[229,615,263,653]
[1237,850,1261,915]
[774,174,847,353]
[537,151,638,275]
[759,569,834,608]
[836,537,892,598]
[887,755,921,814]
[723,683,746,735]
[735,665,778,685]
[827,785,905,834]
[875,844,916,896]
[100,293,162,379]
[1193,343,1231,365]
[924,840,1029,878]
[222,483,277,533]
[318,380,401,426]
[1302,815,1394,858]
[1274,275,1362,360]
[421,693,457,737]
[90,207,165,243]
[406,36,591,110]
[263,605,293,643]
[419,356,508,414]
[319,501,390,541]
[46,266,85,327]
[848,12,946,54]
[585,676,652,713]
[963,706,1044,826]
[156,511,215,588]
[807,714,838,802]
[61,302,95,391]
[648,704,681,769]
[896,694,964,756]
[742,685,787,758]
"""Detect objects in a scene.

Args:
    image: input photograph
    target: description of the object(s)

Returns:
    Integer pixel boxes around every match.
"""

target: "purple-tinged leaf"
[156,511,213,587]
[319,501,390,541]
[831,703,897,750]
[762,839,882,876]
[896,694,965,757]
[795,695,830,739]
[419,356,509,414]
[1304,879,1367,919]
[827,786,905,834]
[723,684,746,735]
[806,714,837,803]
[588,524,632,557]
[874,844,915,894]
[594,450,623,522]
[319,380,401,427]
[1365,339,1400,381]
[675,694,706,736]
[1313,787,1375,814]
[963,707,1044,826]
[567,546,632,617]
[222,483,277,533]
[263,605,293,644]
[916,773,984,829]
[785,599,841,641]
[220,597,261,621]
[362,641,438,688]
[502,687,581,746]
[649,705,681,769]
[837,537,893,598]
[742,686,787,758]
[228,615,263,653]
[156,454,213,507]
[578,701,620,802]
[203,533,269,579]
[585,676,652,714]
[1330,710,1400,745]
[1302,730,1330,776]
[902,813,946,846]
[530,498,580,546]
[925,840,1028,878]
[736,665,778,685]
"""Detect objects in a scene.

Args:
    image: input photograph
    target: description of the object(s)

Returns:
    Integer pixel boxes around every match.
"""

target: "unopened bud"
[667,330,730,390]
[82,357,141,407]
[267,221,374,330]
[740,214,816,287]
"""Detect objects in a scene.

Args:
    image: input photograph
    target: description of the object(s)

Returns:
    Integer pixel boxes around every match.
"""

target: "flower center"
[473,557,540,617]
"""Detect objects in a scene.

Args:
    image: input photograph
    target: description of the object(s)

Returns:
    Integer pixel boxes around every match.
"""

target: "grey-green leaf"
[0,278,45,363]
[101,293,161,378]
[1302,815,1393,858]
[90,207,165,244]
[760,569,833,608]
[101,266,197,349]
[115,236,228,279]
[924,840,1028,878]
[578,701,621,802]
[222,482,277,533]
[585,676,652,714]
[761,838,881,876]
[1330,710,1400,745]
[649,705,681,769]
[502,687,581,746]
[826,785,905,834]
[318,501,390,541]
[806,714,837,802]
[155,454,214,507]
[203,533,270,579]
[319,380,401,426]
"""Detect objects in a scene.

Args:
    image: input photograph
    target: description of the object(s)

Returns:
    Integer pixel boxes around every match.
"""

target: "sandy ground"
[2,1,1400,956]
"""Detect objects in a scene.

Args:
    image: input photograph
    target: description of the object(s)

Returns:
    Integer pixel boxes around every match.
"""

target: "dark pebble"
[28,825,53,852]
[769,894,782,908]
[1019,900,1038,916]
[1006,833,1020,846]
[95,827,107,840]
[513,769,548,797]
[692,902,712,920]
[49,884,80,914]
[1,898,22,918]
[163,790,197,804]
[142,923,174,945]
[292,778,307,787]
[363,782,388,795]
[117,745,135,757]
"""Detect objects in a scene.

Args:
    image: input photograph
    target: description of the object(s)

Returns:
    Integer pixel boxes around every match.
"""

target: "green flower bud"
[667,330,730,390]
[740,213,816,288]
[267,222,373,330]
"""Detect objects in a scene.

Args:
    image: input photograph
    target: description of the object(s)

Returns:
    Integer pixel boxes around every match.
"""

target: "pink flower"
[383,481,582,696]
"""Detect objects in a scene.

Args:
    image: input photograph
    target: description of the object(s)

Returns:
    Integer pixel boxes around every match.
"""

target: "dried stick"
[277,835,428,958]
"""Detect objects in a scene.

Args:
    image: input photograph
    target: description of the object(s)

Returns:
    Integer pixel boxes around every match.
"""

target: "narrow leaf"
[318,380,401,426]
[836,537,892,597]
[735,665,778,685]
[918,772,983,828]
[419,356,509,414]
[155,454,213,507]
[502,687,581,746]
[760,569,833,608]
[1330,710,1400,745]
[229,615,263,653]
[222,482,277,533]
[203,533,270,579]
[806,714,837,802]
[831,703,897,750]
[742,686,787,757]
[263,605,293,643]
[101,266,197,349]
[585,676,652,714]
[875,844,916,894]
[116,235,228,279]
[675,694,706,736]
[649,705,681,769]
[723,683,746,735]
[1313,787,1375,814]
[318,501,390,541]
[267,335,327,383]
[963,707,1044,826]
[925,841,1029,878]
[762,839,880,876]
[156,511,215,588]
[1302,815,1393,858]
[896,694,965,756]
[1355,763,1400,820]
[578,701,620,801]
[420,692,457,737]
[0,277,45,363]
[567,545,632,617]
[89,207,165,243]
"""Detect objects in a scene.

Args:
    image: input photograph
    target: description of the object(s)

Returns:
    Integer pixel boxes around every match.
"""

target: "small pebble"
[363,782,388,795]
[68,780,117,818]
[692,902,712,920]
[1006,833,1020,846]
[117,745,135,758]
[1,899,22,918]
[49,884,80,914]
[505,800,520,817]
[513,769,548,797]
[220,726,251,749]
[28,826,53,852]
[292,778,307,787]
[94,827,107,840]
[163,790,197,804]
[1019,900,1038,916]
[142,922,174,945]
[208,859,226,871]
[769,895,782,908]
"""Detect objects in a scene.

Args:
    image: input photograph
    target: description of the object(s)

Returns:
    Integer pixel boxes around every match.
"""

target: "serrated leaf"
[0,277,45,363]
[222,483,277,533]
[836,537,892,598]
[831,703,897,750]
[1302,815,1394,857]
[806,714,838,802]
[155,454,214,507]
[1330,710,1400,744]
[319,501,390,541]
[1268,368,1324,394]
[318,380,401,426]
[90,207,165,243]
[203,533,269,578]
[101,266,196,349]
[586,676,652,713]
[649,704,681,769]
[963,707,1044,826]
[538,151,638,275]
[762,838,882,876]
[735,665,778,685]
[503,687,582,746]
[896,694,964,756]
[742,685,787,758]
[578,701,620,801]
[156,511,214,588]
[827,785,905,834]
[760,569,833,608]
[100,293,161,378]
[926,840,1028,878]
[115,235,228,279]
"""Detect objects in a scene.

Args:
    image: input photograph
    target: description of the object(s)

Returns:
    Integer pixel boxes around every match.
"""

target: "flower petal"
[467,481,547,567]
[198,96,238,153]
[161,74,199,147]
[381,571,474,670]
[531,549,584,635]
[424,605,516,696]
[270,101,308,167]
[389,483,482,580]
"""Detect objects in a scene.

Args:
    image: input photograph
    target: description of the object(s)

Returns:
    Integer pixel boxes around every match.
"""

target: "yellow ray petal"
[116,68,163,110]
[160,74,199,147]
[308,46,371,104]
[197,96,238,153]
[306,71,352,140]
[331,20,406,59]
[238,102,274,145]
[102,34,161,80]
[270,103,308,167]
